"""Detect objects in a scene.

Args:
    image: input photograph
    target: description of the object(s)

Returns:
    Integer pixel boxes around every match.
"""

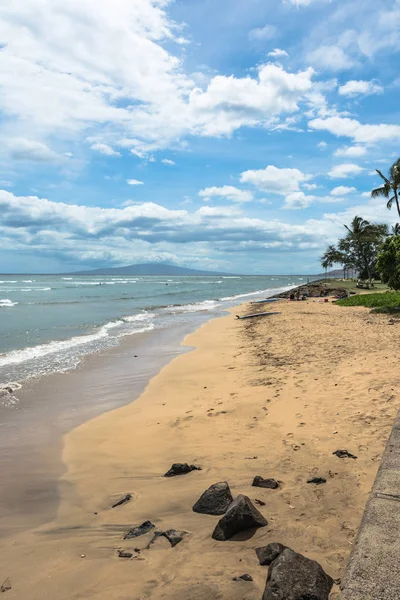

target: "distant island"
[71,262,240,276]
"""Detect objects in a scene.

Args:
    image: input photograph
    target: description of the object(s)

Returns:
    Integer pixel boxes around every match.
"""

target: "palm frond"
[371,184,391,198]
[376,169,390,185]
[387,196,395,210]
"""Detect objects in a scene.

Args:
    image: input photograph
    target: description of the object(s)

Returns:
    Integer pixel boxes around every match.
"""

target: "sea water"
[0,274,314,385]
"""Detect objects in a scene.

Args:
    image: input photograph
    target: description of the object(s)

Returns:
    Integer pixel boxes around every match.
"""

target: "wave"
[0,280,17,284]
[222,276,242,279]
[164,300,220,313]
[0,299,18,307]
[0,316,155,368]
[62,277,73,280]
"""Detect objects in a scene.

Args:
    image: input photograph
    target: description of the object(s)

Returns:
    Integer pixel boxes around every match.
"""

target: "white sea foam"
[22,280,34,283]
[0,299,18,307]
[0,317,155,368]
[62,277,73,280]
[123,312,155,323]
[166,300,220,313]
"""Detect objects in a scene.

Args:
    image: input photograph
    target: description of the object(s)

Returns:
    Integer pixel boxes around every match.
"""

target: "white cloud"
[91,143,120,156]
[248,25,277,41]
[199,185,253,203]
[330,186,356,196]
[361,191,371,198]
[338,80,384,97]
[283,190,346,210]
[8,138,63,162]
[334,145,367,157]
[127,179,144,185]
[307,45,353,71]
[284,0,314,5]
[328,163,364,178]
[317,141,327,149]
[161,158,176,165]
[268,48,289,58]
[240,165,312,194]
[309,116,400,143]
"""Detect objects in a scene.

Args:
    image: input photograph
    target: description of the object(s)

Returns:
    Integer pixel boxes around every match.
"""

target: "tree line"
[321,158,400,290]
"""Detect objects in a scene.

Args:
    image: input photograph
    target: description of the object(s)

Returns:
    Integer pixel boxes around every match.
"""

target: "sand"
[1,298,399,599]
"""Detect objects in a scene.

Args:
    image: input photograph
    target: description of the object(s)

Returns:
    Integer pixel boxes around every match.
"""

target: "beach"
[1,296,399,599]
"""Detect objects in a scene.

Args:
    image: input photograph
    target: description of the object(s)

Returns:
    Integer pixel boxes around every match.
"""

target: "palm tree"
[371,158,400,218]
[392,223,400,236]
[341,216,388,285]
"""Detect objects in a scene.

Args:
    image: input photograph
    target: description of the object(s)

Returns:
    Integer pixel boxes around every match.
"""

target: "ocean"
[0,274,313,387]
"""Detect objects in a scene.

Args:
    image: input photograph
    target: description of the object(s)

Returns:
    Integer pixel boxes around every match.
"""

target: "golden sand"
[1,299,399,599]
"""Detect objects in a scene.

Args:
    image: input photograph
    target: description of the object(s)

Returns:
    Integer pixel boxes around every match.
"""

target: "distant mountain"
[72,262,239,276]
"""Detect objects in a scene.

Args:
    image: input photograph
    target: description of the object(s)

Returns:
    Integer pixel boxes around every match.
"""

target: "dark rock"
[192,482,233,515]
[233,574,253,582]
[124,520,155,539]
[164,463,201,477]
[118,550,133,558]
[333,450,357,459]
[252,476,279,489]
[255,499,266,506]
[112,493,132,508]
[262,548,334,600]
[212,494,268,541]
[256,543,288,566]
[147,529,187,548]
[307,478,327,485]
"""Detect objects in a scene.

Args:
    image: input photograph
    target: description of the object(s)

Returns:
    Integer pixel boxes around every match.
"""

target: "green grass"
[336,291,400,309]
[321,279,390,294]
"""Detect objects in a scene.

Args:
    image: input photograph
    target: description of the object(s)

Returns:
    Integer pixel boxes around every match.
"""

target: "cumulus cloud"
[283,191,346,209]
[0,2,317,163]
[240,165,312,194]
[91,143,120,156]
[330,186,356,196]
[328,163,364,178]
[248,25,277,41]
[307,45,353,71]
[338,79,383,97]
[199,186,253,203]
[334,145,367,157]
[309,116,400,143]
[161,158,176,165]
[8,138,63,162]
[127,179,144,185]
[268,48,289,58]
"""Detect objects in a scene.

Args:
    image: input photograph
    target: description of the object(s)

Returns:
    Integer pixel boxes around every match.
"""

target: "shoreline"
[1,296,399,599]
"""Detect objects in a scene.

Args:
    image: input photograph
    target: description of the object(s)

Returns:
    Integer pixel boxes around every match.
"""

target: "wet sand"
[0,315,209,537]
[0,298,399,599]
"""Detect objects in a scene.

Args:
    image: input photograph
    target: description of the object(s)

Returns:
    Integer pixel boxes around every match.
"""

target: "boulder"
[164,463,201,477]
[124,520,155,539]
[192,482,233,515]
[256,542,288,566]
[252,476,279,489]
[262,548,334,600]
[212,494,268,541]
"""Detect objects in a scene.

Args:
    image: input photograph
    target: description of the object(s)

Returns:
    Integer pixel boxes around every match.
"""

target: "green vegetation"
[321,158,400,289]
[336,291,400,310]
[376,236,400,291]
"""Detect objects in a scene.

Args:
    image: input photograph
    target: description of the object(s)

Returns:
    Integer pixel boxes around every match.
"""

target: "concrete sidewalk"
[340,410,400,599]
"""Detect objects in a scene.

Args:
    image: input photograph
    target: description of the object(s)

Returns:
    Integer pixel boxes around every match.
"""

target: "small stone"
[112,493,132,508]
[307,477,327,485]
[118,550,133,558]
[81,555,86,558]
[262,548,334,600]
[212,494,268,541]
[193,482,233,515]
[0,578,12,593]
[252,476,279,489]
[164,463,201,477]
[256,543,288,566]
[333,450,357,460]
[147,529,187,548]
[124,521,155,539]
[255,499,266,506]
[235,574,253,582]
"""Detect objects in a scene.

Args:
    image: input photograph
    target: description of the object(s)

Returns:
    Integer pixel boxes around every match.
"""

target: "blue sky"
[0,0,399,274]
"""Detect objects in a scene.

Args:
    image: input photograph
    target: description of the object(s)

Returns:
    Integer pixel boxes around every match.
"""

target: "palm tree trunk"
[394,188,400,219]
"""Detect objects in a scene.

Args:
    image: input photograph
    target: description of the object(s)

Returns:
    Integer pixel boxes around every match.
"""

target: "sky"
[0,0,399,274]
